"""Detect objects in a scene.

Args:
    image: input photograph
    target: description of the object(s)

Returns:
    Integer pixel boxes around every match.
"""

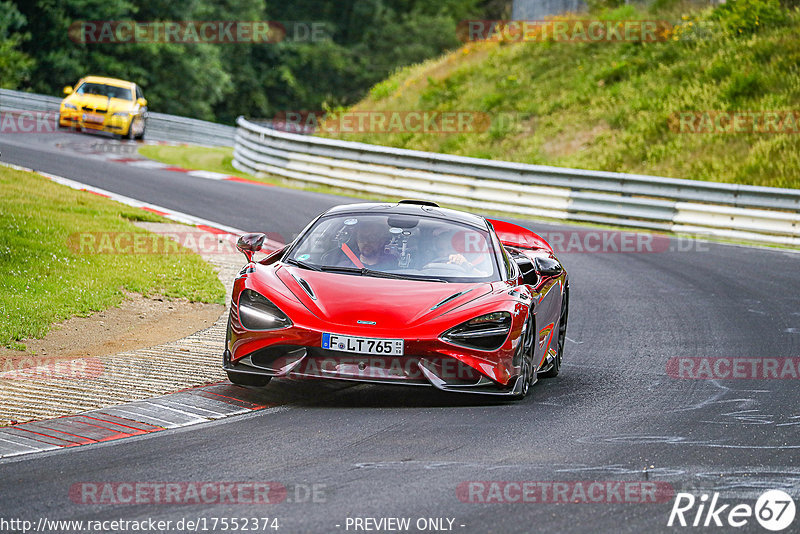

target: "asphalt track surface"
[1,131,799,533]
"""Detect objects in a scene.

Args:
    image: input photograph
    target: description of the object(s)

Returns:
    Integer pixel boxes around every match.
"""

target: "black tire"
[541,286,568,378]
[226,370,272,387]
[512,312,536,400]
[125,121,136,140]
[135,124,146,140]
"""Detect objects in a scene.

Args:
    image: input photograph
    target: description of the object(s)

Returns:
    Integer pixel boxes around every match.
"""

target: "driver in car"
[427,227,490,275]
[431,227,470,266]
[356,221,396,269]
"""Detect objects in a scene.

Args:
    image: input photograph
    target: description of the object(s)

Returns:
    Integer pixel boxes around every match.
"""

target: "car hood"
[276,266,493,328]
[63,94,134,113]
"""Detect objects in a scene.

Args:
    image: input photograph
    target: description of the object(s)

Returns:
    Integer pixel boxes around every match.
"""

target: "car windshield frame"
[282,212,502,284]
[75,82,134,101]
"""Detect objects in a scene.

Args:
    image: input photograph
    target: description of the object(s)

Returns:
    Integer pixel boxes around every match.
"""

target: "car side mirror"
[63,86,73,95]
[137,98,147,107]
[535,257,563,277]
[512,254,539,286]
[237,233,266,263]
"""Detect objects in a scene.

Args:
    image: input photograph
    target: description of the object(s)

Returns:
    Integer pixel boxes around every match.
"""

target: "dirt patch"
[0,292,224,369]
[374,43,496,100]
[541,123,610,159]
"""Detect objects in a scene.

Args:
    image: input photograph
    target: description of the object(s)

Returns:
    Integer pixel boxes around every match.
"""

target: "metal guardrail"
[234,116,800,246]
[0,88,235,146]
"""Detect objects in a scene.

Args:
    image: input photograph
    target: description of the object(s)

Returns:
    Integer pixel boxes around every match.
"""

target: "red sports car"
[223,200,569,399]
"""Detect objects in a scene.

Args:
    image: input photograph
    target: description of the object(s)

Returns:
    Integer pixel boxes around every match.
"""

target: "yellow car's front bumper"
[59,108,133,135]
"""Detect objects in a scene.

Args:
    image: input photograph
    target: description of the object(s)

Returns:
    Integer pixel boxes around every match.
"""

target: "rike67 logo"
[668,490,795,531]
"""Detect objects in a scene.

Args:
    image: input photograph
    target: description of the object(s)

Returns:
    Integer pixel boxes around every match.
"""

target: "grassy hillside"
[324,0,800,189]
[0,165,224,349]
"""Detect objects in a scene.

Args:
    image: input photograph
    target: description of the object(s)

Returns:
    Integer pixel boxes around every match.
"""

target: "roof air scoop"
[398,199,439,207]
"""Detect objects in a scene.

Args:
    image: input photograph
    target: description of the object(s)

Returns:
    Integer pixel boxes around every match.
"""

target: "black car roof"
[322,202,489,230]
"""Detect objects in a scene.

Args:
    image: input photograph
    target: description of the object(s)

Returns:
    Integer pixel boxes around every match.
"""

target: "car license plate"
[322,333,404,356]
[83,113,104,124]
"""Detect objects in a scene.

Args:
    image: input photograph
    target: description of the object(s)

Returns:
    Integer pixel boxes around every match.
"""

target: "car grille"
[81,106,108,114]
[233,345,484,386]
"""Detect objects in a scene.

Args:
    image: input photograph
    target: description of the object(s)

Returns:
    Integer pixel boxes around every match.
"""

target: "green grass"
[138,144,392,197]
[318,0,800,189]
[0,165,225,349]
[137,145,254,180]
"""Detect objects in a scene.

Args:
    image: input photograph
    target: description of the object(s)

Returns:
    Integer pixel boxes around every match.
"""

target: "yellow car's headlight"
[112,112,130,117]
[64,103,78,110]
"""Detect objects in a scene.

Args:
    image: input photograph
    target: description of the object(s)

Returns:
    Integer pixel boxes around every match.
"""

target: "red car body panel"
[491,219,553,253]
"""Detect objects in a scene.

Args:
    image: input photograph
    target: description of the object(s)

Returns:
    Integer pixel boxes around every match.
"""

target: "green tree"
[9,0,495,122]
[0,1,33,88]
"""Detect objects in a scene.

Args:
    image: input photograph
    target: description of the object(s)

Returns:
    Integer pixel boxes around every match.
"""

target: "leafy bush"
[586,0,627,13]
[710,0,790,35]
[722,71,764,103]
[370,78,399,101]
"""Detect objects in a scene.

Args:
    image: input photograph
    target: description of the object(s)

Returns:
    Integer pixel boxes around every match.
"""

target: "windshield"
[285,213,500,283]
[75,82,134,101]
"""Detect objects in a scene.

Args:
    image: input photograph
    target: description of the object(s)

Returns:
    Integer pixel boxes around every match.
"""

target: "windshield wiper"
[363,269,448,283]
[318,265,362,274]
[284,258,321,271]
[319,265,447,283]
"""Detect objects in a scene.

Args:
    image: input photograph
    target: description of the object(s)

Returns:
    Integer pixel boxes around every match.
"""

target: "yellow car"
[59,76,148,140]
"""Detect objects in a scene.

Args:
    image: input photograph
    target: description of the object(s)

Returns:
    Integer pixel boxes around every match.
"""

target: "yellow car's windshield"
[75,82,133,101]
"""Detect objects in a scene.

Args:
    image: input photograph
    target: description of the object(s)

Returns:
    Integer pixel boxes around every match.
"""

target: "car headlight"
[112,112,130,117]
[64,103,78,110]
[238,289,292,331]
[441,311,512,351]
